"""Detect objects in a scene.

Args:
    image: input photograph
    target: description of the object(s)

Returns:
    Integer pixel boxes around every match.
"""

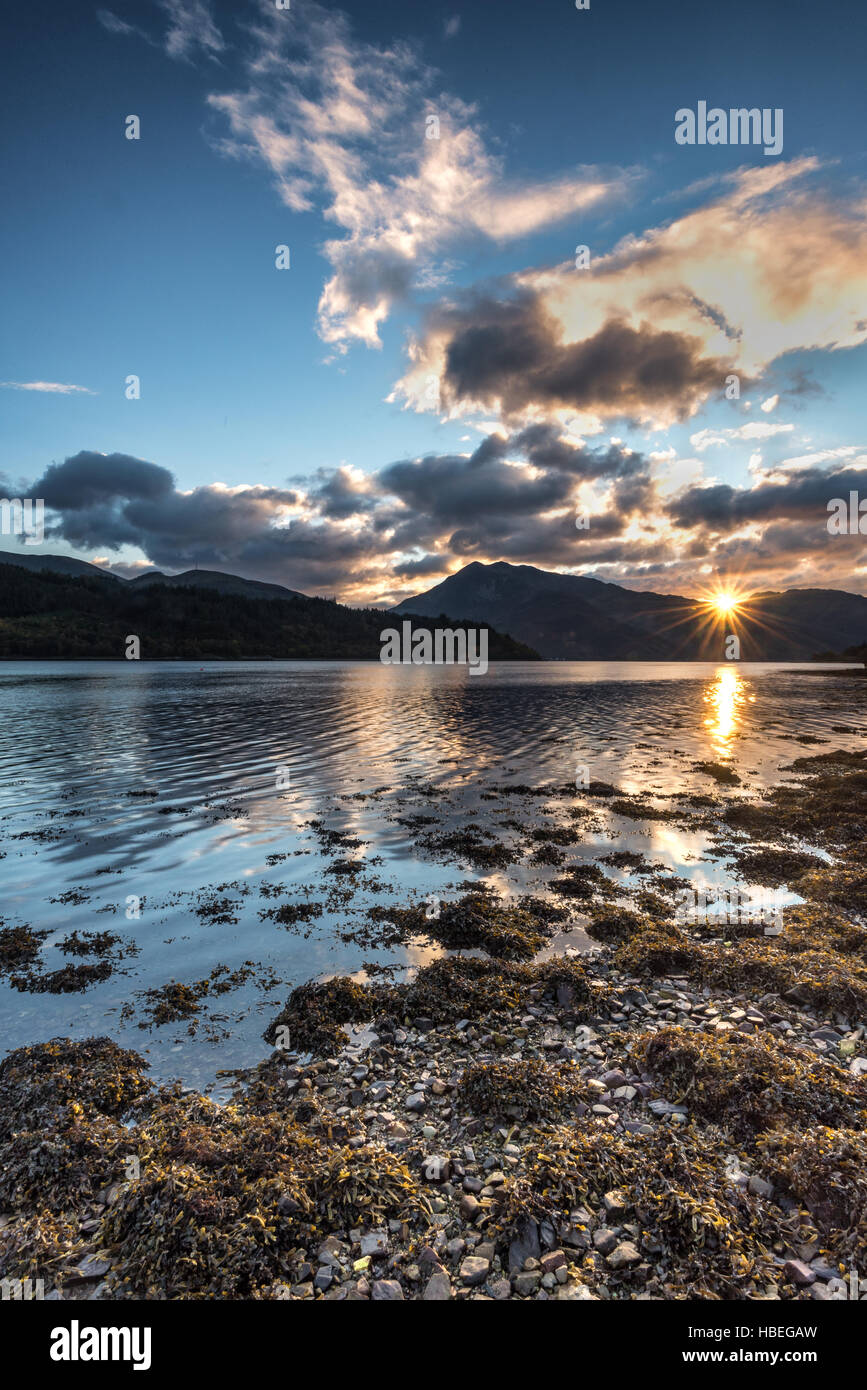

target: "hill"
[394,561,867,660]
[0,562,539,661]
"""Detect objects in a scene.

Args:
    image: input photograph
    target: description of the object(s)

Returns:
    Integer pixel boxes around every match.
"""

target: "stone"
[784,1260,816,1286]
[513,1271,541,1296]
[459,1193,481,1221]
[603,1189,629,1220]
[404,1093,426,1113]
[371,1280,404,1300]
[460,1256,490,1287]
[421,1154,451,1182]
[606,1241,641,1269]
[423,1271,452,1301]
[360,1230,389,1258]
[69,1255,111,1281]
[508,1216,541,1272]
[592,1228,618,1254]
[747,1175,774,1199]
[540,1250,567,1274]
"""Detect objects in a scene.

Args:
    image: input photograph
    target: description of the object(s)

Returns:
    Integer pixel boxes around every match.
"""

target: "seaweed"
[458,1058,587,1121]
[637,1027,866,1139]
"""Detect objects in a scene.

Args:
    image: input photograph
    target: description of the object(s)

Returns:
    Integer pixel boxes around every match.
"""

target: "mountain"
[0,551,301,603]
[0,551,119,583]
[0,562,539,661]
[130,568,304,603]
[394,561,867,660]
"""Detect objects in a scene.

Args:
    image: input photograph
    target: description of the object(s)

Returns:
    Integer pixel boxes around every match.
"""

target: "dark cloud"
[668,466,866,532]
[428,292,732,421]
[24,443,867,602]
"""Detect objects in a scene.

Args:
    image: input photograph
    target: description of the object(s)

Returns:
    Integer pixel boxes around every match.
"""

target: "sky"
[1,0,867,604]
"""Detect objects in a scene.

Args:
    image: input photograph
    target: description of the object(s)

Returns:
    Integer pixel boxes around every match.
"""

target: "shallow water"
[0,660,863,1089]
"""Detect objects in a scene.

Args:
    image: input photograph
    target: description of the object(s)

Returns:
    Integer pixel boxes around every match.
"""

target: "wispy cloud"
[0,380,96,395]
[98,1,223,62]
[206,1,624,350]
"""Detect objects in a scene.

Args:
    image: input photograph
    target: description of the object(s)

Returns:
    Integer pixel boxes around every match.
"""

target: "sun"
[697,585,750,620]
[714,592,738,615]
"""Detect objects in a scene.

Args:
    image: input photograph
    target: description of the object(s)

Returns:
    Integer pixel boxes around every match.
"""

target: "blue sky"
[1,0,866,601]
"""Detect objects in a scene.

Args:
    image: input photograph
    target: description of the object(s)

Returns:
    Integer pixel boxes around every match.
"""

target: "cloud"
[205,1,622,349]
[98,1,223,61]
[412,294,732,428]
[667,460,867,532]
[0,381,96,395]
[394,159,867,431]
[689,421,795,451]
[26,436,867,602]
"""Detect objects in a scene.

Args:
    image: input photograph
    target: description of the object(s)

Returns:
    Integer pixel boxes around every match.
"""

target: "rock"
[69,1255,111,1282]
[460,1256,490,1287]
[747,1175,774,1199]
[592,1227,618,1254]
[557,1283,598,1300]
[314,1269,333,1291]
[508,1216,541,1272]
[603,1189,629,1220]
[540,1250,567,1274]
[784,1260,816,1286]
[423,1270,452,1301]
[421,1154,451,1182]
[490,1278,512,1300]
[648,1099,688,1117]
[360,1230,389,1258]
[371,1280,404,1300]
[606,1241,641,1269]
[459,1194,481,1221]
[513,1271,542,1296]
[404,1093,426,1113]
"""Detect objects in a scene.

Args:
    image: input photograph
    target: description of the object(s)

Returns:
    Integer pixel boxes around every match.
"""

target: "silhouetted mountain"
[130,568,304,603]
[0,562,539,661]
[0,551,119,582]
[394,561,867,660]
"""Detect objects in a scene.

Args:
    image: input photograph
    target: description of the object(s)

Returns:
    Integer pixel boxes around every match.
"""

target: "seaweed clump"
[458,1058,587,1122]
[0,925,48,974]
[495,1122,782,1298]
[756,1127,867,1258]
[0,1039,150,1213]
[264,976,374,1056]
[637,1027,866,1140]
[99,1089,425,1298]
[426,893,546,961]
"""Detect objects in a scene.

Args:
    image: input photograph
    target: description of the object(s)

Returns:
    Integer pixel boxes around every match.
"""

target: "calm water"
[0,660,863,1089]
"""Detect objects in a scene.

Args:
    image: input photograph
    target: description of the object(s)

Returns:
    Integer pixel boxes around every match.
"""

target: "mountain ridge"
[393,560,867,660]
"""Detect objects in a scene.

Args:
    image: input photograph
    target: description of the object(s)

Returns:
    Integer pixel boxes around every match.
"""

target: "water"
[0,660,863,1089]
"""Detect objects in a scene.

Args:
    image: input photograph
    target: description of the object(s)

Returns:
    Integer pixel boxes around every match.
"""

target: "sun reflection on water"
[703,666,748,754]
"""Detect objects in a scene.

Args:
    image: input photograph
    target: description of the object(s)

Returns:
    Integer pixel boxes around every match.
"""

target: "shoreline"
[2,749,866,1301]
